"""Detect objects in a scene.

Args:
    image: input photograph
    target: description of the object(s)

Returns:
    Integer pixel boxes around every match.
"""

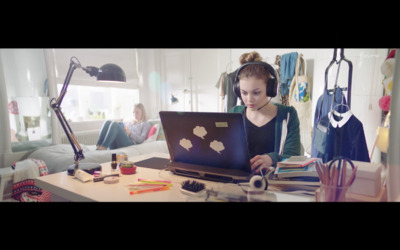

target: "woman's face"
[239,76,268,111]
[134,107,142,121]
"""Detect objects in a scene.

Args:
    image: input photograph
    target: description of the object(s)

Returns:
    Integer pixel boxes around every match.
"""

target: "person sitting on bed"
[96,103,151,150]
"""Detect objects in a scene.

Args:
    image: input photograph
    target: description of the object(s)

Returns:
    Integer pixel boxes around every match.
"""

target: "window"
[56,84,140,122]
[1,49,52,152]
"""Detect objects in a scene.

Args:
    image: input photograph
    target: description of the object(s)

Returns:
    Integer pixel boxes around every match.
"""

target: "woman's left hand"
[250,154,273,173]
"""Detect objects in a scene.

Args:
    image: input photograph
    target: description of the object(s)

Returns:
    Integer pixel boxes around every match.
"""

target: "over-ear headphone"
[249,166,270,192]
[249,175,268,191]
[233,61,279,98]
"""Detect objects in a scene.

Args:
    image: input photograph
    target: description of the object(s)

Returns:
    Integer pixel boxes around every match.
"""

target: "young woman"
[96,103,151,150]
[230,51,301,173]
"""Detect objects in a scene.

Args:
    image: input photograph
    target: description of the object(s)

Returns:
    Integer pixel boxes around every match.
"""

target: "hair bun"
[239,51,263,65]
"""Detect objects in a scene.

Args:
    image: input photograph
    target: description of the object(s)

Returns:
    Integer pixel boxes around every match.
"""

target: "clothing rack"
[324,48,353,108]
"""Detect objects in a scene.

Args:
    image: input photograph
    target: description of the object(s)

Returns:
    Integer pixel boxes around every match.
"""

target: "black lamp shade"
[97,63,126,82]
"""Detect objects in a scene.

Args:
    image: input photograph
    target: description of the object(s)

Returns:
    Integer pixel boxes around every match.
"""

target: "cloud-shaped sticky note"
[179,138,193,151]
[210,140,225,154]
[193,126,207,139]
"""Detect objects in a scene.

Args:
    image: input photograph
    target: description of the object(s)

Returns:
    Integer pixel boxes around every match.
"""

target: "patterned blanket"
[11,159,51,202]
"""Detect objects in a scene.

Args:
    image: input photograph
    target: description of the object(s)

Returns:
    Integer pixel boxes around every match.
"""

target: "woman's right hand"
[124,126,131,136]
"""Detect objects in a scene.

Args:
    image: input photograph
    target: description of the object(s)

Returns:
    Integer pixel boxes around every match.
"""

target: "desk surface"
[35,152,313,202]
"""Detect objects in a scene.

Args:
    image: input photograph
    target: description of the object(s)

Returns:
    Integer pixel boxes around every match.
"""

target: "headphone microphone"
[257,97,272,111]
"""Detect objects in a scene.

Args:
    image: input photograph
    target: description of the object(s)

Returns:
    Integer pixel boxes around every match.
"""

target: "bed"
[27,140,169,174]
[26,118,168,174]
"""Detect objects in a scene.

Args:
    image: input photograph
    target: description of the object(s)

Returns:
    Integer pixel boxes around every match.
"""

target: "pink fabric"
[8,100,19,115]
[147,125,157,139]
[379,95,391,111]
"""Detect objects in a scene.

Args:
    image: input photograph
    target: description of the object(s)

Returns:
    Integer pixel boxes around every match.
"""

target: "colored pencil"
[129,185,170,195]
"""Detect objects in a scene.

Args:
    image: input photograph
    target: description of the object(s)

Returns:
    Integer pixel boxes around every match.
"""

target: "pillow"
[156,124,165,141]
[144,124,160,143]
[147,125,158,139]
[148,118,165,141]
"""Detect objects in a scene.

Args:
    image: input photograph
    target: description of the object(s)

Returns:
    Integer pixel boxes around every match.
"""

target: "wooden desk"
[35,152,313,202]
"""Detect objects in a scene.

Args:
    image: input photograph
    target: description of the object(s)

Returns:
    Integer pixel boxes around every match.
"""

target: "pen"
[129,185,170,195]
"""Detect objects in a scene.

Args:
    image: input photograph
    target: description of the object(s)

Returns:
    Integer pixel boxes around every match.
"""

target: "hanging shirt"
[224,69,239,112]
[317,111,370,163]
[311,88,347,158]
[280,52,298,96]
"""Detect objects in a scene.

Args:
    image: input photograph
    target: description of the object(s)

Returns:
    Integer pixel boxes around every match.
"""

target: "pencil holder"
[319,184,349,202]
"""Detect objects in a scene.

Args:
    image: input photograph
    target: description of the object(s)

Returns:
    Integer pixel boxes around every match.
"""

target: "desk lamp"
[50,56,126,176]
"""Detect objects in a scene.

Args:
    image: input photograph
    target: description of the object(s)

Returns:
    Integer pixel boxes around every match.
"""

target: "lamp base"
[67,162,102,176]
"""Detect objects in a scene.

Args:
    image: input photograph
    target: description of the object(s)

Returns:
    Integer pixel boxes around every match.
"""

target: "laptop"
[159,111,253,182]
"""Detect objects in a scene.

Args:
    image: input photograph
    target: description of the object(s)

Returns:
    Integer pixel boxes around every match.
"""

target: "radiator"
[61,130,100,145]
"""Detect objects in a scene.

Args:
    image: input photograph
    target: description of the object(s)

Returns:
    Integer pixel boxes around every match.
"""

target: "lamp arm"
[50,59,85,166]
[56,58,78,107]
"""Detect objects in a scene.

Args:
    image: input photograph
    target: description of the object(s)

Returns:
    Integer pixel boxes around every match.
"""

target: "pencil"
[320,162,328,185]
[340,159,347,187]
[129,185,170,195]
[137,178,171,184]
[137,179,172,187]
[319,162,331,201]
[127,183,167,187]
[330,165,337,201]
[315,161,324,184]
[345,166,358,187]
[337,164,358,201]
[337,160,347,201]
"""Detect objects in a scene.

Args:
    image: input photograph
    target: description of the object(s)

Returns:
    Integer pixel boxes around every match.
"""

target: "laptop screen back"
[159,111,251,172]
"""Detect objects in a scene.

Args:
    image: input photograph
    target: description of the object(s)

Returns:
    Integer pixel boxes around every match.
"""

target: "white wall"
[138,49,231,116]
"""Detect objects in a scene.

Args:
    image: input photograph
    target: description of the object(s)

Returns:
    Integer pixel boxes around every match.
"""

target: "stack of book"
[268,156,322,191]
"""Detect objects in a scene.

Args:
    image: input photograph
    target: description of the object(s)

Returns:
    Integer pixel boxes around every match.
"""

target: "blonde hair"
[238,51,270,83]
[134,103,147,121]
[239,51,263,65]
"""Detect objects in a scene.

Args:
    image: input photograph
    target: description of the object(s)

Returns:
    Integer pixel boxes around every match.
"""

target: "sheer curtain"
[0,49,52,153]
[0,52,12,162]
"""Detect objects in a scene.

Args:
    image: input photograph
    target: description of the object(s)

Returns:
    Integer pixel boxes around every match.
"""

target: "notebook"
[159,111,252,182]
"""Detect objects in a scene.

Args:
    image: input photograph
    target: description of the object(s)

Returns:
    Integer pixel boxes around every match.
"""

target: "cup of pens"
[315,157,358,202]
